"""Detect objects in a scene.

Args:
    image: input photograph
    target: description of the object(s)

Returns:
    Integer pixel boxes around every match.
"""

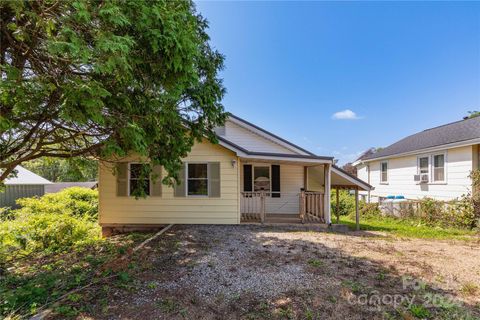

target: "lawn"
[339,216,479,240]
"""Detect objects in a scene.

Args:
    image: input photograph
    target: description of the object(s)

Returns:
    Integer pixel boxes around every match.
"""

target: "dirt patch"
[67,225,480,319]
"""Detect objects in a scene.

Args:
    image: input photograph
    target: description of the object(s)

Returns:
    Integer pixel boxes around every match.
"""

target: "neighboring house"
[99,114,372,234]
[0,166,52,208]
[45,181,97,193]
[354,116,480,202]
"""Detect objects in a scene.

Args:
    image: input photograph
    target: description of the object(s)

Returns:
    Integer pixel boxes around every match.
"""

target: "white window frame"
[417,156,430,175]
[128,162,151,197]
[185,162,209,197]
[380,161,388,184]
[251,164,272,196]
[431,152,447,184]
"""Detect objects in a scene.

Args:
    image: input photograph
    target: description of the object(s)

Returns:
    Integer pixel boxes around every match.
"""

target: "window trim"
[431,152,447,184]
[380,161,388,184]
[185,162,209,197]
[252,164,272,195]
[417,155,430,175]
[128,162,151,197]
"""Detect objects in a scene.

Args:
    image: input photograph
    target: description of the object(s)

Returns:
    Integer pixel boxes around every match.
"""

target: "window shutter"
[208,162,221,197]
[150,165,162,197]
[174,163,186,197]
[116,163,128,197]
[243,165,252,192]
[271,164,280,197]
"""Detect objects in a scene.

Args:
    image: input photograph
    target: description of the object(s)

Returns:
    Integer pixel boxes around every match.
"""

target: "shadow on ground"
[59,225,480,320]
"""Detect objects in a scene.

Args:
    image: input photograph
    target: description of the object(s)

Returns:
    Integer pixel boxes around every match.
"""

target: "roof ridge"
[422,116,479,132]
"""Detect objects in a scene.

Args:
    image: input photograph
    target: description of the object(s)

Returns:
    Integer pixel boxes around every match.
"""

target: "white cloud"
[332,109,362,120]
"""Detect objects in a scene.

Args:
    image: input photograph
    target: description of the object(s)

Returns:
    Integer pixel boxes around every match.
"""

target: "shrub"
[331,190,355,222]
[0,188,100,261]
[359,202,381,218]
[15,187,98,220]
[415,196,477,229]
[418,197,444,226]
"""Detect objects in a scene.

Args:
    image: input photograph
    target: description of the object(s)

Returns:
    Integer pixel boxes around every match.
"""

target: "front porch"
[240,190,325,223]
[238,158,372,229]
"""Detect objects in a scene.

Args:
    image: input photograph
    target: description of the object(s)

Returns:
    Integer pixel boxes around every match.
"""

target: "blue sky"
[195,1,480,164]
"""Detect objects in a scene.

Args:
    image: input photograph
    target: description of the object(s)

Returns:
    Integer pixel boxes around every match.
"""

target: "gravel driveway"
[86,225,480,319]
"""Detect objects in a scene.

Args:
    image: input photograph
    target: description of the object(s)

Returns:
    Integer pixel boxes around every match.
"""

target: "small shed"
[0,166,52,208]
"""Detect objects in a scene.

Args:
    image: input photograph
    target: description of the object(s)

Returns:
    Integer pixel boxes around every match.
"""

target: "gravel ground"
[81,225,480,319]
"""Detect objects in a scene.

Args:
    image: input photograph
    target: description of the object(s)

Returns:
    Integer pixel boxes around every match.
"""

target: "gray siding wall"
[0,185,45,208]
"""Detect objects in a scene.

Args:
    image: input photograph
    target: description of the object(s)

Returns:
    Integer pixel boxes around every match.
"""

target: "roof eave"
[361,137,480,163]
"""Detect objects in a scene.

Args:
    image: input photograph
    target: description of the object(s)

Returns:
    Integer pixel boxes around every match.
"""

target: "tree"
[342,163,357,176]
[0,0,226,187]
[465,111,480,119]
[23,157,97,182]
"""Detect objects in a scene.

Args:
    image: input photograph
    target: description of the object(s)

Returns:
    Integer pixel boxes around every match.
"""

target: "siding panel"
[99,140,240,225]
[363,146,473,201]
[224,120,296,154]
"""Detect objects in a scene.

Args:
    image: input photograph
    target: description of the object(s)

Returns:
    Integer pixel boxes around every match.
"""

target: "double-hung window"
[433,154,445,182]
[418,156,429,175]
[129,163,150,196]
[187,163,208,196]
[380,161,388,183]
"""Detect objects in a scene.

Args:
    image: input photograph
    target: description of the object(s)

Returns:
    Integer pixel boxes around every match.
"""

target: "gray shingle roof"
[363,116,480,161]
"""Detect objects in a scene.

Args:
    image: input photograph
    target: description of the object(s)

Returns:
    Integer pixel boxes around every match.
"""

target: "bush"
[331,190,355,221]
[0,188,100,261]
[359,202,381,218]
[0,213,100,259]
[15,187,98,220]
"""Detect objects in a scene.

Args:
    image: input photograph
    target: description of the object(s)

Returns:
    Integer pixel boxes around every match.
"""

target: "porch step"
[264,214,302,224]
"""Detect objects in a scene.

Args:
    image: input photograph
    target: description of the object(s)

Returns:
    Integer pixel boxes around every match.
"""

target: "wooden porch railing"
[240,191,266,223]
[300,191,324,223]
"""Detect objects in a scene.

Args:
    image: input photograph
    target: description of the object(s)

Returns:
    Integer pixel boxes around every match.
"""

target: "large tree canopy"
[0,0,226,186]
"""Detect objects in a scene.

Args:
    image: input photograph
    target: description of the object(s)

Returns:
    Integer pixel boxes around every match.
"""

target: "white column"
[324,163,331,224]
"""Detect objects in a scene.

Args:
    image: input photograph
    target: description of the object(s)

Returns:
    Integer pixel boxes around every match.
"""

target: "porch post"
[355,188,360,231]
[335,186,339,224]
[324,163,331,224]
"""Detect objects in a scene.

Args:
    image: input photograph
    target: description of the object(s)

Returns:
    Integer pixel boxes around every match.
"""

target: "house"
[45,181,98,193]
[98,114,372,234]
[354,116,480,202]
[0,166,52,208]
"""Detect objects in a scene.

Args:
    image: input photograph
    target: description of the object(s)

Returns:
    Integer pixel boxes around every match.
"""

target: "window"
[187,163,208,196]
[433,154,445,182]
[418,156,429,175]
[253,166,270,192]
[129,163,150,196]
[380,161,388,183]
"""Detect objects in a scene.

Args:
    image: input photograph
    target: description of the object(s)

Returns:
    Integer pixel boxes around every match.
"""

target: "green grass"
[339,216,478,240]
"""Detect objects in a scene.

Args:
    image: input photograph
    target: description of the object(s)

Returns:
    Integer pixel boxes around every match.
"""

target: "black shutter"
[271,165,280,197]
[243,165,252,192]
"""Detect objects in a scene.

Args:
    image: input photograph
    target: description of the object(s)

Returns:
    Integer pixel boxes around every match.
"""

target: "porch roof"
[218,136,333,164]
[331,165,373,191]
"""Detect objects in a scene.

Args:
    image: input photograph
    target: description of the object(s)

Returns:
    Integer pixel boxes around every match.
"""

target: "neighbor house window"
[380,161,388,183]
[129,163,150,196]
[253,166,270,192]
[433,154,445,182]
[418,156,429,175]
[187,163,208,196]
